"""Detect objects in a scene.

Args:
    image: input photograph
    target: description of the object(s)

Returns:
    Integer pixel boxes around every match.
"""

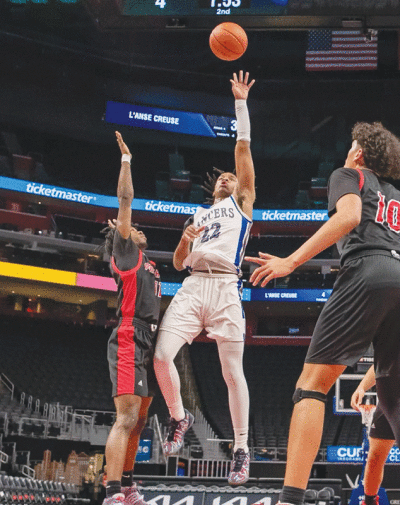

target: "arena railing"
[0,373,14,400]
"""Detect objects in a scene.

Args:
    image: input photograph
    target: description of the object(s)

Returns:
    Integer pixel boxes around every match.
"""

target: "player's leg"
[122,396,153,505]
[216,338,250,485]
[364,403,395,502]
[375,377,400,448]
[279,363,345,505]
[154,276,202,424]
[154,330,194,455]
[104,394,142,503]
[364,437,394,500]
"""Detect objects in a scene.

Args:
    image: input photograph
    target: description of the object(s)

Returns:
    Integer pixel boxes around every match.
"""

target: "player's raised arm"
[115,131,134,239]
[231,71,256,218]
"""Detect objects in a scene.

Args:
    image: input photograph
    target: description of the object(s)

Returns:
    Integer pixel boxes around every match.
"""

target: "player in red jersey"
[102,132,161,505]
[246,122,400,505]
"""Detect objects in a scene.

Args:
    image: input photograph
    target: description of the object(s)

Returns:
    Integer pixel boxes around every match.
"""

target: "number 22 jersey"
[328,167,400,262]
[183,195,252,275]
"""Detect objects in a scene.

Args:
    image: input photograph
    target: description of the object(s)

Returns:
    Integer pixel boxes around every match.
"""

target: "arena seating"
[0,316,168,421]
[0,473,86,505]
[189,343,361,448]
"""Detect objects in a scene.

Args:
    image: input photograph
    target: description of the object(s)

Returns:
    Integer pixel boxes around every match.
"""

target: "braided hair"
[201,167,236,204]
[98,226,116,257]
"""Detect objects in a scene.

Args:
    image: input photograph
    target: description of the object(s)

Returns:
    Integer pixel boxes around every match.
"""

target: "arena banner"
[0,176,329,222]
[327,446,400,463]
[250,289,332,303]
[136,440,152,462]
[203,493,279,505]
[105,101,237,139]
[0,262,334,303]
[143,491,280,505]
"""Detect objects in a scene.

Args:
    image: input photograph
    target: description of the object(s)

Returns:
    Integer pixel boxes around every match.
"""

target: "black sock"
[121,470,134,487]
[106,481,121,498]
[365,495,377,505]
[280,486,306,505]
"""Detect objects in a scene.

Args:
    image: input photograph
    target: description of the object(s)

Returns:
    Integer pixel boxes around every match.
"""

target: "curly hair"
[352,122,400,180]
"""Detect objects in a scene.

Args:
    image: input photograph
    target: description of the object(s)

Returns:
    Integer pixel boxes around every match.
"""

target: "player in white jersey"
[154,71,255,485]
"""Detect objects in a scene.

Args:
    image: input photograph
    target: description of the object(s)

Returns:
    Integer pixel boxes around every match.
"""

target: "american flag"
[305,30,378,71]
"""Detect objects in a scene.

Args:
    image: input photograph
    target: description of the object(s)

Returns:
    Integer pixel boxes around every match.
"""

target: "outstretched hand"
[245,252,295,287]
[230,71,255,100]
[115,131,131,156]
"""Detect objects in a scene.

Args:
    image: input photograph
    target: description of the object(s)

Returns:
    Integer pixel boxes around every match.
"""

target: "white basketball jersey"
[183,195,252,275]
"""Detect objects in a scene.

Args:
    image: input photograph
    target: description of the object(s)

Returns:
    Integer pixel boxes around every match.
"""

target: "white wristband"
[121,154,132,164]
[235,99,251,142]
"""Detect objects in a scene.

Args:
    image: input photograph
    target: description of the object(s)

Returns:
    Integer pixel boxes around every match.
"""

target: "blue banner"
[0,176,329,222]
[105,101,219,138]
[162,284,330,303]
[251,289,332,302]
[253,209,328,222]
[136,439,152,462]
[327,446,400,463]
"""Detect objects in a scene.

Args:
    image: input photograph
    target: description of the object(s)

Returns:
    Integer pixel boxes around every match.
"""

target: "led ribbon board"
[0,176,329,222]
[105,101,237,139]
[0,261,332,303]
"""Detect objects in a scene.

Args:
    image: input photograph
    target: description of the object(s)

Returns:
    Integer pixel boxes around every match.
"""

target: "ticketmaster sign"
[0,176,328,223]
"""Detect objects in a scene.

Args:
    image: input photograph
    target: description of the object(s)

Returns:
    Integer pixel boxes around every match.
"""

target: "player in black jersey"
[102,132,161,505]
[246,122,400,505]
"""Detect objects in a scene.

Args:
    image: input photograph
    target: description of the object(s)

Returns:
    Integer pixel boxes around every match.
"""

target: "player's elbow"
[118,192,134,204]
[340,212,361,232]
[173,259,185,271]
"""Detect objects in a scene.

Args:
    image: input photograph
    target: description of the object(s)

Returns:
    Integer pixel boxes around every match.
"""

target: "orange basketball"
[209,22,248,61]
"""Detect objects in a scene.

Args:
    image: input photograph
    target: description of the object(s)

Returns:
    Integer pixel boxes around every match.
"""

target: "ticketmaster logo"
[261,210,328,221]
[26,183,96,204]
[144,200,198,215]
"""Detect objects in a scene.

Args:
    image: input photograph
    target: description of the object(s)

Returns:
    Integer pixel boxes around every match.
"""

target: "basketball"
[209,22,248,61]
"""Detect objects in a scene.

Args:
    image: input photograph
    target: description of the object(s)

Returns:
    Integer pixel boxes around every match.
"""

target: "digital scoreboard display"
[86,0,400,30]
[122,0,288,16]
[105,101,237,139]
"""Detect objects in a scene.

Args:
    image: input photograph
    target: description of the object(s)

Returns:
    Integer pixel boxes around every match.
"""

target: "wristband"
[235,99,251,142]
[122,154,132,163]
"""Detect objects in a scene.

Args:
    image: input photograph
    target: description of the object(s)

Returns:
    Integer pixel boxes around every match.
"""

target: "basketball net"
[359,404,376,434]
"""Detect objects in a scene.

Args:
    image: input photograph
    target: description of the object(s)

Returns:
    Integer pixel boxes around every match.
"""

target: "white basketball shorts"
[159,272,246,343]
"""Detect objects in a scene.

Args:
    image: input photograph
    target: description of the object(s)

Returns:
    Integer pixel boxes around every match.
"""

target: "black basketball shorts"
[108,317,158,398]
[369,403,395,441]
[305,250,400,378]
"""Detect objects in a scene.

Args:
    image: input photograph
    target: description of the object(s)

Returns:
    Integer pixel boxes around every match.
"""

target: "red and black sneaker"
[362,497,379,505]
[102,494,125,505]
[122,484,149,505]
[227,448,250,485]
[163,409,194,456]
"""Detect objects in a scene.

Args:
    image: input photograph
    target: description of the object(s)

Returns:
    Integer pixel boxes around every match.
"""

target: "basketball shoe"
[122,484,148,505]
[362,498,379,505]
[227,448,250,485]
[163,409,194,456]
[102,493,125,505]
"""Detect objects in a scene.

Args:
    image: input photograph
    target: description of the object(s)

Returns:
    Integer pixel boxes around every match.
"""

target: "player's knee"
[115,412,137,433]
[292,388,327,404]
[153,348,168,365]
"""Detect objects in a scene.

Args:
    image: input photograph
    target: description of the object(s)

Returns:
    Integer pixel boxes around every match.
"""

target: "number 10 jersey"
[183,195,252,275]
